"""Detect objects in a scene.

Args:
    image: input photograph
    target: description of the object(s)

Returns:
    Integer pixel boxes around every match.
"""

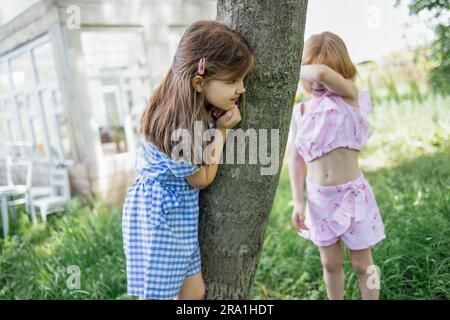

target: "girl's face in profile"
[203,76,246,111]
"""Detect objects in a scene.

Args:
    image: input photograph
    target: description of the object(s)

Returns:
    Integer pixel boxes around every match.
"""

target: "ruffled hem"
[298,231,386,250]
[297,206,386,249]
[347,233,386,250]
[297,216,351,244]
[293,90,372,163]
[298,173,385,248]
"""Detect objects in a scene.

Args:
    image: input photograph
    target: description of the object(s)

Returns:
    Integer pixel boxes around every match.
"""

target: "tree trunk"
[198,1,308,299]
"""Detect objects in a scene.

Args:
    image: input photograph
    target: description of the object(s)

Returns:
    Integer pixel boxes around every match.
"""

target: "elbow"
[194,177,214,190]
[200,169,217,189]
[202,177,215,189]
[186,178,207,190]
[287,159,296,173]
[197,183,209,190]
[185,166,213,190]
[289,154,305,170]
[188,180,209,190]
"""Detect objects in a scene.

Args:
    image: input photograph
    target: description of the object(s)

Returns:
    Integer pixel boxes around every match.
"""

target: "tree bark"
[199,0,308,299]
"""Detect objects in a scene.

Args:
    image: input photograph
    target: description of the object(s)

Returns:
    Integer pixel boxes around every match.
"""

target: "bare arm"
[300,64,358,101]
[185,127,228,190]
[287,106,306,206]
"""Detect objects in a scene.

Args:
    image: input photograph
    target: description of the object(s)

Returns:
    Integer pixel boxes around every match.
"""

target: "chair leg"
[27,192,38,225]
[40,207,47,224]
[1,194,9,238]
[9,195,17,220]
[30,204,38,225]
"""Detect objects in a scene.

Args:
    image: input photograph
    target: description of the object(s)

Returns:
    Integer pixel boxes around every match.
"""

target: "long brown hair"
[140,20,255,162]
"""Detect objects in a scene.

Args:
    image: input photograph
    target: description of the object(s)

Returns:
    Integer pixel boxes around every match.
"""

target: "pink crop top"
[293,90,373,162]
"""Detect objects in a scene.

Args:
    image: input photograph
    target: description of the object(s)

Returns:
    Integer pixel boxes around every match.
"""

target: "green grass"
[253,94,450,299]
[361,94,450,169]
[0,95,449,300]
[0,198,128,299]
[253,148,450,299]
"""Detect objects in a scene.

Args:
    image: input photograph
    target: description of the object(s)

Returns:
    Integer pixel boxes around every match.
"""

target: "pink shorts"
[299,172,386,250]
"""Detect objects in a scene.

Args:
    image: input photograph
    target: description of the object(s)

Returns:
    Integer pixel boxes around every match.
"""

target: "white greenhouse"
[0,0,215,209]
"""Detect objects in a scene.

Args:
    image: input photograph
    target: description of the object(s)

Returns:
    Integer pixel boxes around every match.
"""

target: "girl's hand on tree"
[292,202,308,231]
[215,106,241,129]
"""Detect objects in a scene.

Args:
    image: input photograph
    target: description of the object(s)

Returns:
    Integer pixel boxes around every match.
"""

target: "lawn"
[1,95,449,299]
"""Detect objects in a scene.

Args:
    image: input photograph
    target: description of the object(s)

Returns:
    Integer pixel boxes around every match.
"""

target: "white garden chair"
[33,164,71,223]
[1,142,38,237]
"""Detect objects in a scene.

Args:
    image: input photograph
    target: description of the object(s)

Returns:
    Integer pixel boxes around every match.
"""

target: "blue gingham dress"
[122,137,201,299]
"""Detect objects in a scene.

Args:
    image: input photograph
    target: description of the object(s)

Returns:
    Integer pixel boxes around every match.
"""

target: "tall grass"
[0,95,449,300]
[0,198,127,299]
[253,95,450,299]
[253,148,450,299]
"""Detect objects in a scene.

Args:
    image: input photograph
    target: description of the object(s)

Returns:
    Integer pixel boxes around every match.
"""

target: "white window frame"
[0,34,67,164]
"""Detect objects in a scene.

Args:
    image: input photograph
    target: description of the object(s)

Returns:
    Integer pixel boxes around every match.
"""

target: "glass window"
[59,114,72,159]
[3,99,19,142]
[0,99,7,144]
[38,89,72,160]
[26,94,46,158]
[0,37,69,162]
[16,94,31,142]
[41,90,61,159]
[0,62,10,94]
[10,53,33,90]
[33,42,58,85]
[52,90,72,158]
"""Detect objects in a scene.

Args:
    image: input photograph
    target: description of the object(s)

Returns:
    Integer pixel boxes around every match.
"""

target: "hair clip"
[197,57,206,76]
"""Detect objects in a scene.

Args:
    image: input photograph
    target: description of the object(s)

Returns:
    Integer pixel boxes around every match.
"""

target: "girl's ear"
[192,76,205,93]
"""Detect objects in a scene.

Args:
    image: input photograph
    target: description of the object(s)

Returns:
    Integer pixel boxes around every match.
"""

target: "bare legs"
[319,241,345,299]
[319,241,380,300]
[349,248,380,300]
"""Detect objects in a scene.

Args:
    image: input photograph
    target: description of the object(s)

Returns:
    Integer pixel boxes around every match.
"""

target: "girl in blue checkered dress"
[122,20,255,300]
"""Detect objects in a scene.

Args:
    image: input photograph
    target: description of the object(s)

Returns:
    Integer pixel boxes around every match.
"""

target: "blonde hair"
[140,20,255,162]
[301,32,357,91]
